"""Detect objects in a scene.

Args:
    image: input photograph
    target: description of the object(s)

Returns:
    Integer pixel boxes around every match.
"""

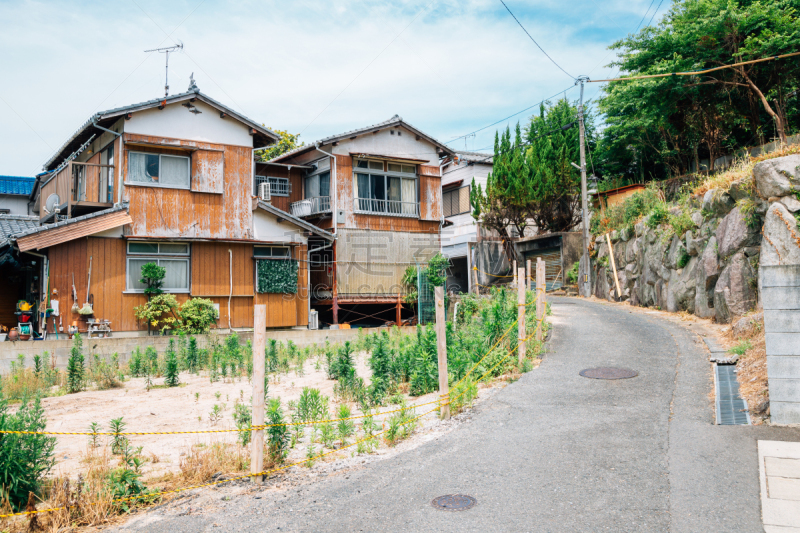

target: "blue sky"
[0,0,669,176]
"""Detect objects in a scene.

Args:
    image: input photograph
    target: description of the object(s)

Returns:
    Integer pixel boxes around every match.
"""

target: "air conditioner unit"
[259,182,271,202]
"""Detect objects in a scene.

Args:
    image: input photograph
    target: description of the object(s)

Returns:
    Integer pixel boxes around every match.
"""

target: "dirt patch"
[725,314,769,424]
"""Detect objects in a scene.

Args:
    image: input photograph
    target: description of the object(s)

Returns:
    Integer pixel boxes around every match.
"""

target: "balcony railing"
[290,196,331,217]
[354,198,418,218]
[39,161,114,220]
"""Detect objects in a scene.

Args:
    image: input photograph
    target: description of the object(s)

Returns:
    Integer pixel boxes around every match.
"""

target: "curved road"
[119,297,800,532]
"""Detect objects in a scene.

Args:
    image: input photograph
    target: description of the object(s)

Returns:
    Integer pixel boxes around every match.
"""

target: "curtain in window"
[160,155,189,187]
[388,177,401,214]
[160,259,189,290]
[127,258,149,291]
[306,175,320,198]
[357,173,370,211]
[128,153,154,183]
[401,178,416,215]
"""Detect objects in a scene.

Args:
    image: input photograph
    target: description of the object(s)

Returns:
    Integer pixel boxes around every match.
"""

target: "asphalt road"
[118,297,800,532]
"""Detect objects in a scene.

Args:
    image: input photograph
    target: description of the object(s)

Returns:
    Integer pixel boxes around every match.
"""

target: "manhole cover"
[579,367,638,379]
[431,494,477,511]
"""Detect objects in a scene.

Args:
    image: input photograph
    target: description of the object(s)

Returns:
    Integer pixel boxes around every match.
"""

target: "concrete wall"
[762,265,800,424]
[0,194,31,215]
[0,326,416,373]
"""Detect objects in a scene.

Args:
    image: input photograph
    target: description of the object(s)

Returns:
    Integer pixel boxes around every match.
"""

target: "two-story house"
[265,115,454,327]
[12,79,333,336]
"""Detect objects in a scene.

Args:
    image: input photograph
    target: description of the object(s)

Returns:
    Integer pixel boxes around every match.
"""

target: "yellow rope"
[0,403,444,519]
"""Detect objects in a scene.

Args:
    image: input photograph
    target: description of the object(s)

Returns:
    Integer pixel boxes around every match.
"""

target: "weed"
[88,421,102,448]
[209,404,223,425]
[449,378,478,414]
[729,340,753,356]
[195,392,200,402]
[215,391,222,400]
[67,332,85,393]
[109,417,126,455]
[164,339,179,387]
[677,249,691,269]
[266,398,289,464]
[232,402,252,446]
[336,404,355,447]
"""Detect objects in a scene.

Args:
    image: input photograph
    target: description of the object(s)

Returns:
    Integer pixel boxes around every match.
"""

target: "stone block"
[767,356,800,380]
[753,154,800,198]
[716,206,761,259]
[771,402,800,425]
[766,333,800,356]
[761,203,800,267]
[762,287,800,310]
[769,379,800,403]
[703,188,735,216]
[761,265,800,288]
[764,310,800,333]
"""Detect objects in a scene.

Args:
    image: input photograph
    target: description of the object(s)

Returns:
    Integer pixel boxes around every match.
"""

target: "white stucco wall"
[440,159,492,251]
[125,100,253,147]
[0,195,31,215]
[252,208,309,244]
[331,126,439,166]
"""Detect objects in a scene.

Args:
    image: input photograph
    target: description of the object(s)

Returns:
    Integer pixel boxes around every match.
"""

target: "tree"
[598,0,800,181]
[139,262,166,297]
[470,99,591,262]
[255,128,304,161]
[164,339,179,387]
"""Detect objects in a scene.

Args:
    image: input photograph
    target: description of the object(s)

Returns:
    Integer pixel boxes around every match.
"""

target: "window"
[254,246,291,258]
[443,185,471,217]
[126,241,190,292]
[354,159,417,216]
[128,152,190,189]
[255,176,291,197]
[304,171,330,199]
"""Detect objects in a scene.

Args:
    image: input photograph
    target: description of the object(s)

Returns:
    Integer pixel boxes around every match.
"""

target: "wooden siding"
[253,163,304,213]
[418,165,442,221]
[191,242,254,297]
[123,133,253,240]
[191,150,225,194]
[46,238,307,332]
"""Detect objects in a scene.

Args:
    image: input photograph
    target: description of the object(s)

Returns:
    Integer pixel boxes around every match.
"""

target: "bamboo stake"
[251,305,267,483]
[517,267,526,364]
[605,233,622,299]
[434,286,449,419]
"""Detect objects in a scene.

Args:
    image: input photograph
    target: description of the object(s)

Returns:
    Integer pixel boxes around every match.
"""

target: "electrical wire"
[444,84,576,145]
[497,0,576,80]
[470,119,577,163]
[646,0,666,28]
[633,0,658,34]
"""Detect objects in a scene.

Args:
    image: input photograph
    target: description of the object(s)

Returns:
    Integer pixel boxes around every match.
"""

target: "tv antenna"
[144,42,184,97]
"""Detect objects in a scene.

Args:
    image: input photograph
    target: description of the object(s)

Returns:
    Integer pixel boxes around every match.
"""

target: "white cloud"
[0,0,659,174]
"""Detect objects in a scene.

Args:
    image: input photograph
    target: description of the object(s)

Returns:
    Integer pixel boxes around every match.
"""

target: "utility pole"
[576,76,591,298]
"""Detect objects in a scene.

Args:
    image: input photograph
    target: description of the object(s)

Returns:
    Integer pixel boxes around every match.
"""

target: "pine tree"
[164,339,179,387]
[67,333,85,393]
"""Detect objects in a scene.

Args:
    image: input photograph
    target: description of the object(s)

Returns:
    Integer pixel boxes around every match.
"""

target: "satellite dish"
[45,193,61,214]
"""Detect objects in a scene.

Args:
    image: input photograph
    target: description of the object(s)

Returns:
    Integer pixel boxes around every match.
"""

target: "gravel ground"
[112,297,800,532]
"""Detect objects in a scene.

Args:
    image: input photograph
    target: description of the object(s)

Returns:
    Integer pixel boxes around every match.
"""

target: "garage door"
[525,247,562,290]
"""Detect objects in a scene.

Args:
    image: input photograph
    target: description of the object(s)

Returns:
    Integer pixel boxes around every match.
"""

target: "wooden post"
[473,265,479,295]
[526,259,532,291]
[396,293,402,327]
[605,233,622,299]
[434,286,450,419]
[517,267,526,364]
[512,259,517,287]
[536,258,545,341]
[332,243,339,327]
[251,305,267,483]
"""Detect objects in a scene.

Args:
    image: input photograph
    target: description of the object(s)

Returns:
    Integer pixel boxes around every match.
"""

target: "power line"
[633,0,658,34]
[588,51,800,83]
[497,0,575,80]
[471,119,577,163]
[646,0,666,28]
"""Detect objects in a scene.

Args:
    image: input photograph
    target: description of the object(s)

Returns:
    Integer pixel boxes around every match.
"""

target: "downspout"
[91,117,123,205]
[228,249,233,330]
[313,143,339,326]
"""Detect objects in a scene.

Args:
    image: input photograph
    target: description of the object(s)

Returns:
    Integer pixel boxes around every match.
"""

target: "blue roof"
[0,176,35,196]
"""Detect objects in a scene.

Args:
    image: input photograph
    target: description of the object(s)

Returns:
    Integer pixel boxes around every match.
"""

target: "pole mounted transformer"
[576,75,591,298]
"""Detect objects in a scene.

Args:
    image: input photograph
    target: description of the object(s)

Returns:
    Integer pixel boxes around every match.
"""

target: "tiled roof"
[0,214,39,247]
[0,176,36,195]
[10,203,128,241]
[455,151,493,164]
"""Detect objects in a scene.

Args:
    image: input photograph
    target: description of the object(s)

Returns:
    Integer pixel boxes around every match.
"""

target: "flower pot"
[0,333,6,342]
[8,329,19,342]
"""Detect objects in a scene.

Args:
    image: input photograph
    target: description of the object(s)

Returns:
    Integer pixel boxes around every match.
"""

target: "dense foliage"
[596,0,800,183]
[256,259,299,294]
[255,128,304,162]
[139,262,166,297]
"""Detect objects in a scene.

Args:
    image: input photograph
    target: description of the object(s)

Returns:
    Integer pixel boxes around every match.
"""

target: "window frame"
[125,241,191,293]
[443,184,471,217]
[253,245,292,259]
[254,175,291,197]
[125,151,191,190]
[353,158,418,216]
[303,168,330,200]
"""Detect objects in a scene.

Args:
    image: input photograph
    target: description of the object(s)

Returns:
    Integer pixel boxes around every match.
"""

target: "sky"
[0,0,670,176]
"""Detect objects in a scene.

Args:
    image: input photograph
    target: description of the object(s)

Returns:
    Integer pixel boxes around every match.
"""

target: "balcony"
[290,196,331,217]
[353,198,418,218]
[39,161,114,221]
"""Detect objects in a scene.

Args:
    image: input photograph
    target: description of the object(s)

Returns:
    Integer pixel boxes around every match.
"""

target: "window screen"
[443,185,471,217]
[128,152,189,188]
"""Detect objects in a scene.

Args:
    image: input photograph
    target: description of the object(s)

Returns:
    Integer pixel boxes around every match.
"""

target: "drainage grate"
[431,494,477,511]
[715,364,750,425]
[579,367,638,380]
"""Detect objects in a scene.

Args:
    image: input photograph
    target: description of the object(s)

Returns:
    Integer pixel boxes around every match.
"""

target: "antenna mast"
[144,42,184,97]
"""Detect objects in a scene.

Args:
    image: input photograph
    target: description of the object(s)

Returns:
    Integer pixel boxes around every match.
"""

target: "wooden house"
[15,81,332,336]
[265,115,454,326]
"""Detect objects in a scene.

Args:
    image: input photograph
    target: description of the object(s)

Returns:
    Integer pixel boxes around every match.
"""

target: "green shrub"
[179,298,218,334]
[728,340,753,356]
[737,198,762,229]
[668,209,696,237]
[336,404,355,446]
[233,402,252,446]
[186,336,199,373]
[266,398,289,464]
[646,204,669,229]
[139,262,166,296]
[134,294,180,333]
[677,249,691,269]
[164,339,179,387]
[67,332,85,393]
[0,396,56,511]
[566,261,580,285]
